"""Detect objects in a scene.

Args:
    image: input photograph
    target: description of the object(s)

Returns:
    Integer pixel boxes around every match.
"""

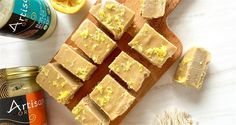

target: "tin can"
[0,66,47,125]
[0,0,57,40]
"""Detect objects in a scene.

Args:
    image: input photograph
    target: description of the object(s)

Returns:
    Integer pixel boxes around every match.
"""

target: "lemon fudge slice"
[129,23,177,68]
[174,48,211,89]
[36,63,82,104]
[89,1,135,40]
[54,44,97,81]
[140,0,166,19]
[109,52,150,92]
[71,19,116,64]
[72,96,110,125]
[90,75,135,120]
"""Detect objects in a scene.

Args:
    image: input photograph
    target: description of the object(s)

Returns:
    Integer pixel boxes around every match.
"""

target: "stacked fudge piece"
[140,0,167,19]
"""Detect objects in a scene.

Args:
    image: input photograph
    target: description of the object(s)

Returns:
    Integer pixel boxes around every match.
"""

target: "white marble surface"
[1,0,236,124]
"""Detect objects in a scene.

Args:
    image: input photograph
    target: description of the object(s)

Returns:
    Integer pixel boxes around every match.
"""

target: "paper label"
[0,91,47,125]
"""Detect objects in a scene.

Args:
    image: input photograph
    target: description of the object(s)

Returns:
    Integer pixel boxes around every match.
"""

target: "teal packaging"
[0,0,57,40]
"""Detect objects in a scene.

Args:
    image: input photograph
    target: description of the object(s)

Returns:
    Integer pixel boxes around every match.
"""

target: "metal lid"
[0,66,40,80]
[0,66,41,99]
[0,0,14,28]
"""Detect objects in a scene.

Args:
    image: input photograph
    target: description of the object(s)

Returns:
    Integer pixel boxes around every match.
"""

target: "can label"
[0,0,52,40]
[0,91,47,125]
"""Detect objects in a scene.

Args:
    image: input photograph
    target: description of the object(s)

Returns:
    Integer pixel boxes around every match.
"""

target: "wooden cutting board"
[51,0,183,124]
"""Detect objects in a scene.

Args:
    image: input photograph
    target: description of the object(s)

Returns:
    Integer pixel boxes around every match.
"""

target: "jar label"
[0,91,47,125]
[0,0,52,40]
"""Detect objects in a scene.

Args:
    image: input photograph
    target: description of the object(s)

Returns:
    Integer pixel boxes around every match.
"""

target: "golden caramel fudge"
[36,63,82,104]
[89,1,135,40]
[140,0,166,19]
[54,44,97,81]
[174,48,211,89]
[109,52,150,92]
[71,19,116,64]
[129,23,177,68]
[72,96,110,125]
[90,75,135,120]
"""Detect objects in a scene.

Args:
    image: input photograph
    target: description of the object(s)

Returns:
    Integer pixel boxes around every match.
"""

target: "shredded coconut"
[154,108,198,125]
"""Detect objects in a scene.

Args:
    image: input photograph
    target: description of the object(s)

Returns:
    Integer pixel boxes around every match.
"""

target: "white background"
[1,0,236,124]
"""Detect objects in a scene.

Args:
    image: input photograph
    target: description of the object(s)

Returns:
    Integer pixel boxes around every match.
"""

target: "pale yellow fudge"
[36,63,82,104]
[90,75,135,120]
[72,96,110,125]
[140,0,166,19]
[71,19,116,64]
[129,23,177,68]
[174,48,211,89]
[89,1,135,40]
[54,44,97,81]
[109,52,150,92]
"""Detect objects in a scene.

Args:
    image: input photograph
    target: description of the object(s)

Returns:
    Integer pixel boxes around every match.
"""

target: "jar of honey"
[0,66,47,125]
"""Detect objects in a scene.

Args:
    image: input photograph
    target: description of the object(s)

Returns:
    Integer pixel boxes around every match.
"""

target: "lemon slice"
[50,0,86,14]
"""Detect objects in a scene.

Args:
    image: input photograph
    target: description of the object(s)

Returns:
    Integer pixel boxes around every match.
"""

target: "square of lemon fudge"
[109,52,150,92]
[54,44,97,81]
[36,63,82,104]
[140,0,166,19]
[90,75,135,120]
[129,23,177,68]
[89,1,135,40]
[174,48,211,89]
[72,96,110,125]
[71,19,116,64]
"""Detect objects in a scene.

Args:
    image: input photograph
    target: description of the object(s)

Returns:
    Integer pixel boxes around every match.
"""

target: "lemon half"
[50,0,86,14]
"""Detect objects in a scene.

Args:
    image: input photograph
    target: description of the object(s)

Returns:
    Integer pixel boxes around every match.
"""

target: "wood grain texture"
[53,0,183,124]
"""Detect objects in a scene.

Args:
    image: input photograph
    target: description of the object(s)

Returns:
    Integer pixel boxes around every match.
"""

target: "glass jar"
[0,66,47,125]
[0,0,57,40]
